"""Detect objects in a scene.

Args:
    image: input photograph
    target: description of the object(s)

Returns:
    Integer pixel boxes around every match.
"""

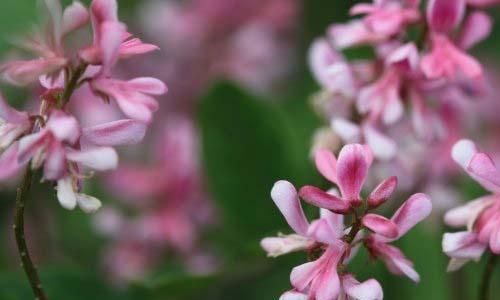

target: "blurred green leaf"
[0,267,131,300]
[199,82,298,244]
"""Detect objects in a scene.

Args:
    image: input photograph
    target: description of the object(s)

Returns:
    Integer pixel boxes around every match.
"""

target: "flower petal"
[261,234,312,257]
[362,214,399,239]
[56,177,77,210]
[126,77,167,95]
[336,144,368,205]
[83,119,147,146]
[314,148,337,184]
[62,1,90,36]
[43,140,66,180]
[279,291,308,300]
[427,0,466,32]
[66,147,118,171]
[99,21,126,75]
[0,93,29,124]
[389,193,432,241]
[443,196,495,229]
[368,176,398,208]
[452,139,477,169]
[0,143,23,180]
[442,231,487,259]
[364,125,397,161]
[271,180,309,235]
[76,193,102,213]
[468,153,500,193]
[17,131,49,165]
[46,111,80,144]
[342,275,383,300]
[299,186,350,213]
[308,218,342,244]
[457,11,493,50]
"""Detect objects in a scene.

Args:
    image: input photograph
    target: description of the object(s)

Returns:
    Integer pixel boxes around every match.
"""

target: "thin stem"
[13,167,48,300]
[60,63,88,108]
[479,254,497,300]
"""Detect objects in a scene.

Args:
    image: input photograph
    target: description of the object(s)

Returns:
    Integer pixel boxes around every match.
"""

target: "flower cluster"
[308,0,499,195]
[87,0,300,283]
[442,139,500,271]
[93,117,214,282]
[0,0,166,212]
[262,144,432,299]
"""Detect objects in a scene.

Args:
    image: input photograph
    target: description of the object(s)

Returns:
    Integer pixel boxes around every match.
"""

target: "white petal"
[76,193,102,213]
[56,178,77,210]
[66,147,118,171]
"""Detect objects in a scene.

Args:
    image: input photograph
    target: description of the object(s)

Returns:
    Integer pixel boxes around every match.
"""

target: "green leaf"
[199,82,298,243]
[0,268,131,300]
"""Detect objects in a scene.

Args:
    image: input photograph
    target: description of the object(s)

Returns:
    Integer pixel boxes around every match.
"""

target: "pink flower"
[467,0,500,8]
[442,139,500,270]
[328,21,386,50]
[365,193,433,282]
[456,11,493,50]
[0,94,31,150]
[420,33,482,80]
[303,144,374,209]
[351,0,420,37]
[426,0,465,33]
[331,119,397,161]
[281,274,383,300]
[308,38,356,99]
[90,77,166,123]
[79,0,159,65]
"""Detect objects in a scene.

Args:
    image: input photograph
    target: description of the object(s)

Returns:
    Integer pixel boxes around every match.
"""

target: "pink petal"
[391,256,420,282]
[342,275,383,300]
[490,223,500,254]
[331,118,361,144]
[82,119,147,146]
[442,231,487,259]
[17,131,49,165]
[119,38,159,59]
[452,139,478,169]
[279,291,308,300]
[336,144,369,205]
[389,193,432,240]
[427,0,466,32]
[363,214,399,239]
[468,153,500,193]
[443,196,495,228]
[0,143,23,180]
[320,208,345,238]
[99,21,126,75]
[313,269,340,300]
[467,0,500,8]
[363,125,397,161]
[1,58,68,86]
[271,180,309,235]
[0,93,29,124]
[386,43,419,72]
[308,218,341,244]
[66,147,118,171]
[62,1,89,36]
[126,77,168,95]
[290,260,320,291]
[91,0,118,39]
[43,140,67,180]
[106,165,163,200]
[457,11,493,50]
[368,176,398,208]
[46,111,81,144]
[314,149,337,184]
[299,186,350,213]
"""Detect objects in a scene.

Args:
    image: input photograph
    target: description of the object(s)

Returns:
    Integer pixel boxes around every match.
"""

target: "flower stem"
[60,63,88,108]
[13,167,49,300]
[479,254,497,300]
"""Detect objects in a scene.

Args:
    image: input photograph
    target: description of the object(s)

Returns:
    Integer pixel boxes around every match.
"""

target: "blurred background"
[0,0,499,299]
